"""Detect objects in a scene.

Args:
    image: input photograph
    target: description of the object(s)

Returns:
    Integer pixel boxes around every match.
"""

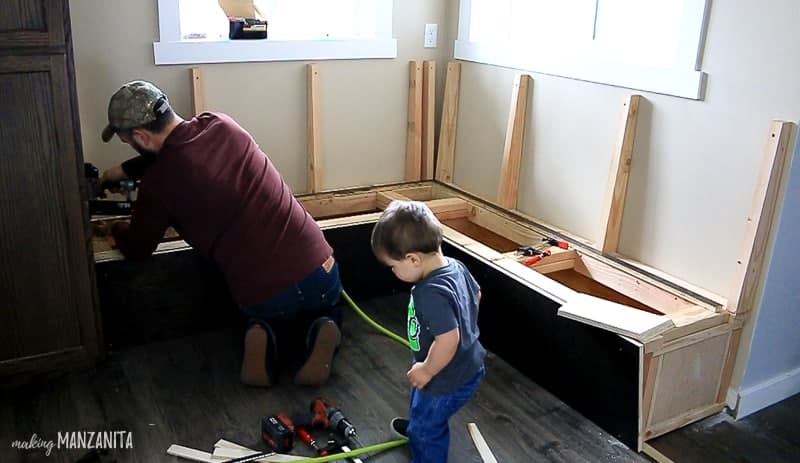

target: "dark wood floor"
[649,392,800,463]
[0,293,649,463]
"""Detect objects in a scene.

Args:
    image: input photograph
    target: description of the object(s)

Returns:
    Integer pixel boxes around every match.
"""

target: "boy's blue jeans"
[407,366,485,463]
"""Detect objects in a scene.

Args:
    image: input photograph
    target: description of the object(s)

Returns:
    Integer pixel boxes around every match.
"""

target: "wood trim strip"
[405,60,423,181]
[598,94,641,253]
[435,61,461,183]
[307,63,323,193]
[497,74,532,209]
[727,120,796,314]
[190,67,205,115]
[422,60,436,180]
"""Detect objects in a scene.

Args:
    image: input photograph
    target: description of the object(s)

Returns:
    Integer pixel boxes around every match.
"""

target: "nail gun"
[84,163,138,216]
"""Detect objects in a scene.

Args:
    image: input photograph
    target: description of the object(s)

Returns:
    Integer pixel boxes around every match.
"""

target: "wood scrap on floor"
[167,439,305,462]
[467,422,498,463]
[641,442,675,463]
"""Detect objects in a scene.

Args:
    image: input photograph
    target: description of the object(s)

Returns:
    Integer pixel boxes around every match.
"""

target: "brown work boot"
[241,324,271,387]
[294,319,340,386]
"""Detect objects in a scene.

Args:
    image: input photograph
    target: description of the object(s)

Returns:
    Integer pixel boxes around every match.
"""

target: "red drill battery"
[262,414,294,453]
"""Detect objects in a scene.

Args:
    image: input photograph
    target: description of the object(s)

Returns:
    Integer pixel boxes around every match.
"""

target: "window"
[154,0,396,65]
[456,0,710,99]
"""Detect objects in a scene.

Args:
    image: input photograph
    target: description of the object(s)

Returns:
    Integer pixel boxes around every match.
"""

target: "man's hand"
[407,362,434,389]
[98,165,128,196]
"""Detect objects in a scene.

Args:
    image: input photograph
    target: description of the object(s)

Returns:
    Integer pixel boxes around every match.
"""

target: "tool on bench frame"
[516,237,569,266]
[542,237,569,249]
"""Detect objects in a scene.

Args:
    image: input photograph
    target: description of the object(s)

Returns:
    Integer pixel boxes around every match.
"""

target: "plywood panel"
[558,293,674,341]
[649,332,729,426]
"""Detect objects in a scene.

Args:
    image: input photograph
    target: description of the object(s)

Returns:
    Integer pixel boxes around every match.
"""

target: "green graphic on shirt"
[407,295,420,352]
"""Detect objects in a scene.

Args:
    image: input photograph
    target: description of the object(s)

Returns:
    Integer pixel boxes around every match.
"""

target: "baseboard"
[735,366,800,419]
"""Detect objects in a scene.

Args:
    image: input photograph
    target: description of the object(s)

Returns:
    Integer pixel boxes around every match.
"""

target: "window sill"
[454,40,707,100]
[153,38,398,65]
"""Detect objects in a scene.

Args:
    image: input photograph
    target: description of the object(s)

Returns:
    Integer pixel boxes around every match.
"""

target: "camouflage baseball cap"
[101,80,170,142]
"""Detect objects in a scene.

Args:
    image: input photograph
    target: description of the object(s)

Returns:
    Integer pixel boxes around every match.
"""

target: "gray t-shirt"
[407,257,486,395]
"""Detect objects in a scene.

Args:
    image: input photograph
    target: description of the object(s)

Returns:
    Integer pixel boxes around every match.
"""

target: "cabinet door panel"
[0,55,93,362]
[0,0,65,49]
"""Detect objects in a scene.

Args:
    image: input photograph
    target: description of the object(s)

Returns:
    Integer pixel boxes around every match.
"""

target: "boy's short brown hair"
[371,200,443,260]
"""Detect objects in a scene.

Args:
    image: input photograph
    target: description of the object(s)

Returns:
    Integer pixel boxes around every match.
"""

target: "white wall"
[447,0,800,299]
[69,0,453,192]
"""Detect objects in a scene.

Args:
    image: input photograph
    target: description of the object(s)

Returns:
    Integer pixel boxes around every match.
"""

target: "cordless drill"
[84,162,138,215]
[314,398,362,448]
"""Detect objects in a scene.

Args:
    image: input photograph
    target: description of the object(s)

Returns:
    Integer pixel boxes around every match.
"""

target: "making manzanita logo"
[11,431,133,456]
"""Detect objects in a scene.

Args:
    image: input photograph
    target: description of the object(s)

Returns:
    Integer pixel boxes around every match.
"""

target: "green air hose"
[340,289,410,349]
[290,438,408,463]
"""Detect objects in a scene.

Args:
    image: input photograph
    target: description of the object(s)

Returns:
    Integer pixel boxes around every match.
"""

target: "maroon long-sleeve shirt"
[112,112,332,306]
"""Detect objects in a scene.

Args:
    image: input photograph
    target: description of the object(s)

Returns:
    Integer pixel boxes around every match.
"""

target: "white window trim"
[153,0,397,65]
[454,0,710,100]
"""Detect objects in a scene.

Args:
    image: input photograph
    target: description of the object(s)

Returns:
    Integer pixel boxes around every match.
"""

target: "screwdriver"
[522,249,550,266]
[542,237,569,249]
[296,427,328,456]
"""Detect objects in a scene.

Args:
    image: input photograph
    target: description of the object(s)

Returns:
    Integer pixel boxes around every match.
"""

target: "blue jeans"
[407,366,485,463]
[239,259,343,366]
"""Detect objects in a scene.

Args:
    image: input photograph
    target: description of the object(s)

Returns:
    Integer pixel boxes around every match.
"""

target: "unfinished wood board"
[437,182,595,247]
[317,212,383,229]
[728,120,796,314]
[307,63,323,193]
[574,255,703,316]
[598,94,641,254]
[641,352,660,440]
[440,225,506,262]
[642,443,675,463]
[376,191,410,209]
[661,308,728,343]
[467,422,499,463]
[716,328,742,403]
[497,74,532,209]
[530,259,576,274]
[647,403,727,441]
[377,194,469,220]
[557,293,674,342]
[492,257,576,304]
[167,443,303,463]
[190,67,205,115]
[422,60,436,180]
[426,197,470,220]
[613,254,727,309]
[442,217,520,252]
[406,60,423,181]
[392,185,434,201]
[468,205,541,247]
[436,61,461,183]
[167,444,216,463]
[657,322,732,355]
[212,446,305,461]
[300,191,378,218]
[547,269,662,314]
[647,331,730,431]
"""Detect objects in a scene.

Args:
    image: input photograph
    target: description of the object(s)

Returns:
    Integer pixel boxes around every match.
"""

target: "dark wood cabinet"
[0,0,65,49]
[0,0,100,375]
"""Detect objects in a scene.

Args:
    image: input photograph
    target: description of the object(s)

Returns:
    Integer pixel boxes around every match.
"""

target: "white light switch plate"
[424,24,438,48]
